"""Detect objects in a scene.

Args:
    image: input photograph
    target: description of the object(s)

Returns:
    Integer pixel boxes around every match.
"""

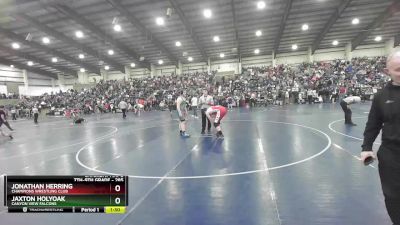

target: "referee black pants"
[308,95,313,104]
[377,145,400,225]
[122,109,127,118]
[34,113,39,124]
[340,101,352,124]
[201,109,211,132]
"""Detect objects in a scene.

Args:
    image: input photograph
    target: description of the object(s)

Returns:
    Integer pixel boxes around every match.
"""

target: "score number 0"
[112,184,122,205]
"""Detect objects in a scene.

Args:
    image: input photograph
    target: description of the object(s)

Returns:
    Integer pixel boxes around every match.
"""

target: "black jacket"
[362,82,400,151]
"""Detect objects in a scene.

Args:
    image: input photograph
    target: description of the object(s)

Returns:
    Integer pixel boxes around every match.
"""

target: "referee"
[361,49,400,225]
[118,99,128,119]
[199,89,213,134]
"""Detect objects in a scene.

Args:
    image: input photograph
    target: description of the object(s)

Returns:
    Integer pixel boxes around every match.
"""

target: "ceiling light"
[158,59,164,65]
[42,37,50,44]
[10,65,14,68]
[203,9,212,18]
[302,24,309,31]
[254,49,260,54]
[257,1,266,9]
[188,57,193,62]
[332,40,339,46]
[156,17,165,26]
[255,30,262,37]
[11,42,20,49]
[80,68,85,73]
[104,65,110,70]
[51,57,58,63]
[213,36,220,42]
[175,41,182,47]
[352,18,360,25]
[113,24,122,32]
[292,44,298,50]
[108,49,114,55]
[75,30,84,38]
[220,53,225,58]
[78,54,85,59]
[374,36,382,42]
[27,61,33,66]
[130,63,136,68]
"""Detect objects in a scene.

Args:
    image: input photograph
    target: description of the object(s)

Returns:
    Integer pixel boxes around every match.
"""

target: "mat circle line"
[75,120,332,179]
[328,116,381,145]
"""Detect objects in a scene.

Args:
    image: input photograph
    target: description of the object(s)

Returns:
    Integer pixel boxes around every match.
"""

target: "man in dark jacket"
[0,105,13,131]
[0,105,13,139]
[361,49,400,225]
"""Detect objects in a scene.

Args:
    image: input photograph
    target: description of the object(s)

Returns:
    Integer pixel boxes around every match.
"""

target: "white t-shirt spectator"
[191,97,198,107]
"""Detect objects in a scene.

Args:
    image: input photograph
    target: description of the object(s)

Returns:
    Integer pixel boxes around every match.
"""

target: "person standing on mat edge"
[11,107,17,120]
[340,95,361,126]
[32,105,39,124]
[206,105,227,138]
[361,49,400,225]
[0,105,13,139]
[199,89,213,134]
[176,90,190,137]
[118,99,128,119]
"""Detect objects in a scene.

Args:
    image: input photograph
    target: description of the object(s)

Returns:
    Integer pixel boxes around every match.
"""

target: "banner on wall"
[0,85,7,94]
[18,85,73,96]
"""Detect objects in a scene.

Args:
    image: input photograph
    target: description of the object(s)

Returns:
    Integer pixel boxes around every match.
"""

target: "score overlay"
[3,175,128,213]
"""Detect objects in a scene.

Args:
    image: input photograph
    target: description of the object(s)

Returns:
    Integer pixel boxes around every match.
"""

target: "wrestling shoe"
[181,132,190,138]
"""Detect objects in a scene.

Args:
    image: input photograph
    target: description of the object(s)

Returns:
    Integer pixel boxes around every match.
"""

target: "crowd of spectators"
[1,56,390,119]
[0,93,18,99]
[235,56,388,105]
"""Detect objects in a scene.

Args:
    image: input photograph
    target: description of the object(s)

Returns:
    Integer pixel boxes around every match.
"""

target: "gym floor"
[0,103,391,225]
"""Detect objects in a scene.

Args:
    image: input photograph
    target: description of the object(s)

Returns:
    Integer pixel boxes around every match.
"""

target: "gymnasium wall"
[352,43,386,58]
[0,65,24,85]
[64,76,78,86]
[155,65,177,76]
[276,51,308,65]
[211,58,240,75]
[0,84,7,94]
[241,55,272,67]
[127,68,151,79]
[313,48,346,62]
[18,85,73,96]
[27,72,53,86]
[0,65,77,95]
[181,62,208,74]
[106,71,126,81]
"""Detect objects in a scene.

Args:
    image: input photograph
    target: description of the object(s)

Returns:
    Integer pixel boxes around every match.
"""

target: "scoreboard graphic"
[4,175,128,213]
